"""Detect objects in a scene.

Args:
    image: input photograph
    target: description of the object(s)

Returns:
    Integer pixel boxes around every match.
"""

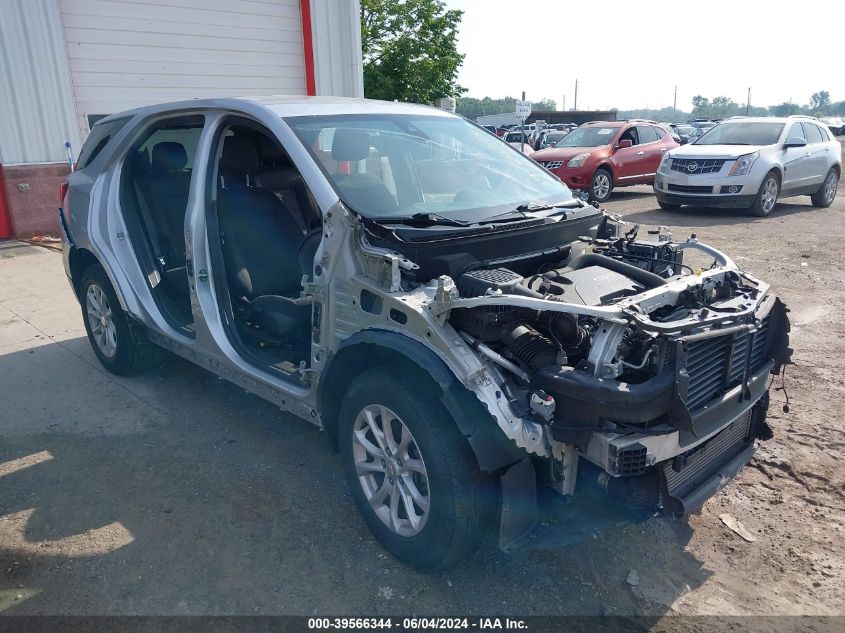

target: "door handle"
[636,151,645,155]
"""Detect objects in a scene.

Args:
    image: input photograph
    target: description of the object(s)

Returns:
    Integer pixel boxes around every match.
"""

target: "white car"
[654,116,841,216]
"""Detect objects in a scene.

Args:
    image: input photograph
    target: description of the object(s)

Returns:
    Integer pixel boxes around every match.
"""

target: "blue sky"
[443,0,841,110]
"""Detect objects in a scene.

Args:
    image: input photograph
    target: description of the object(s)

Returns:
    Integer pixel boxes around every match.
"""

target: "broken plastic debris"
[719,513,757,542]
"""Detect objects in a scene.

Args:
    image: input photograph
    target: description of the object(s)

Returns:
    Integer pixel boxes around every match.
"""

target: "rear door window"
[636,126,659,144]
[76,117,131,169]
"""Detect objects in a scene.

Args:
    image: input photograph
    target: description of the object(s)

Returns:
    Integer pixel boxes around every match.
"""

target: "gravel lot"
[0,151,843,618]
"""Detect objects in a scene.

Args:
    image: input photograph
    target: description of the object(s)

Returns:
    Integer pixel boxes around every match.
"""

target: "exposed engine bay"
[361,209,792,520]
[427,219,791,513]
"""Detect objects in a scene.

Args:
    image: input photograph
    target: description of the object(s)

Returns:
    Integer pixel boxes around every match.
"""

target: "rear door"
[801,122,830,187]
[633,125,664,181]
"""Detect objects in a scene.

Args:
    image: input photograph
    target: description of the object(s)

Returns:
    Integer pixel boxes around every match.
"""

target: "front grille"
[663,409,752,496]
[668,183,713,194]
[670,158,726,175]
[541,161,563,170]
[683,316,771,411]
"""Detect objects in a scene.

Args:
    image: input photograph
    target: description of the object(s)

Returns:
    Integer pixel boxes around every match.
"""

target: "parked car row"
[528,115,841,216]
[821,116,845,136]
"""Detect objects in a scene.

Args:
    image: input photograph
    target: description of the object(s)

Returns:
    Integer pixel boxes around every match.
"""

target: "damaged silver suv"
[60,96,791,569]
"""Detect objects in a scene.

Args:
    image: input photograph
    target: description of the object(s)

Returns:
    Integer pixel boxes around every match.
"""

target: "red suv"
[531,120,679,202]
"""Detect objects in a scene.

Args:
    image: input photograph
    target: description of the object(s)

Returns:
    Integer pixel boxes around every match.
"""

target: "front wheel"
[811,168,839,208]
[338,368,492,570]
[749,172,780,217]
[589,168,613,203]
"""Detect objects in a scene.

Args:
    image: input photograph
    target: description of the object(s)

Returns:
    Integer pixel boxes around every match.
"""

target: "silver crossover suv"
[654,116,841,216]
[60,96,791,569]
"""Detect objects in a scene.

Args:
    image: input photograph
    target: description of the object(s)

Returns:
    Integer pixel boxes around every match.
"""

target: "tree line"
[617,92,844,122]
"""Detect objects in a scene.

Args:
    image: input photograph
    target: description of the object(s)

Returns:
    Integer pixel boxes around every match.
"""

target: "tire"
[338,367,492,570]
[749,171,780,217]
[80,265,161,375]
[811,168,839,208]
[589,168,613,203]
[657,200,681,210]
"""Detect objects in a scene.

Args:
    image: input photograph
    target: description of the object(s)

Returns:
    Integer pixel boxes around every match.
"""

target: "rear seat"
[146,141,192,267]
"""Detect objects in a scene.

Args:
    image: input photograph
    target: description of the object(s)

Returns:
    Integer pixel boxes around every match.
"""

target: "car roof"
[95,95,454,126]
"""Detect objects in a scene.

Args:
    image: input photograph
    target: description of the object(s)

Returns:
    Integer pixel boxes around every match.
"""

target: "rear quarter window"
[76,117,131,170]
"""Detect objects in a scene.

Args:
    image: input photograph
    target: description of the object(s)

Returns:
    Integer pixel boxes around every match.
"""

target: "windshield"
[286,114,574,221]
[555,127,618,147]
[694,122,785,146]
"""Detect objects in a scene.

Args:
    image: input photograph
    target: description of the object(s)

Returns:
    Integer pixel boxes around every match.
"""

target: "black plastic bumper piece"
[656,192,756,209]
[535,368,675,444]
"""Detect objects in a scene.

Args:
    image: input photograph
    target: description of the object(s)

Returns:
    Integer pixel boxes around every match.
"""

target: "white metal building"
[0,0,363,238]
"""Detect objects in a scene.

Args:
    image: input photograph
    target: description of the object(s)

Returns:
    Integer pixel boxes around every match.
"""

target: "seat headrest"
[220,135,260,179]
[331,128,371,162]
[151,142,187,172]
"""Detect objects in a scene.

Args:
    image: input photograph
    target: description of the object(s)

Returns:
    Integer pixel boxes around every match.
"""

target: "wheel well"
[68,248,101,300]
[319,343,440,452]
[767,167,783,184]
[595,164,614,182]
[317,333,524,473]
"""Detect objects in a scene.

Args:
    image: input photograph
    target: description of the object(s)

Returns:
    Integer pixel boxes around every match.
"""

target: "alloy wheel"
[824,172,838,205]
[593,173,611,199]
[351,404,430,537]
[761,177,778,213]
[86,284,117,358]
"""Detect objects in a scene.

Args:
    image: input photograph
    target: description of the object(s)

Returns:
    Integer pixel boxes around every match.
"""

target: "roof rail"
[787,114,820,120]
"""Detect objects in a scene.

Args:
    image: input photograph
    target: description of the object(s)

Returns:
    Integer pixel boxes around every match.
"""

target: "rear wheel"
[811,168,839,208]
[657,200,681,210]
[589,168,613,203]
[80,265,161,375]
[749,172,779,217]
[338,367,492,570]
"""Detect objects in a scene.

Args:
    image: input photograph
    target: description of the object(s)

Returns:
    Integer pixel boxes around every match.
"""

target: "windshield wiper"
[478,200,582,225]
[380,212,472,227]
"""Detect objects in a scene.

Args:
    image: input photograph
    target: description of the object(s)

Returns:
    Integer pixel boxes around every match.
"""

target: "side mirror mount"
[618,139,633,149]
[783,137,807,149]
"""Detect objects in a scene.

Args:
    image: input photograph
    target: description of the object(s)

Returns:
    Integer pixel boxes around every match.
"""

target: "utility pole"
[673,85,678,118]
[746,87,751,115]
[562,94,566,112]
[574,79,578,111]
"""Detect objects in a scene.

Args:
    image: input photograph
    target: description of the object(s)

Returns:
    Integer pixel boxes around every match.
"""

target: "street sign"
[515,100,532,121]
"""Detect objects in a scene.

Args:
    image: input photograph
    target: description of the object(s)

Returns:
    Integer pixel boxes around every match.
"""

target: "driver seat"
[216,135,310,343]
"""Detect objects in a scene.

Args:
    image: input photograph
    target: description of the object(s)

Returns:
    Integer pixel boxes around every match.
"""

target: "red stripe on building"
[0,166,13,239]
[300,0,316,96]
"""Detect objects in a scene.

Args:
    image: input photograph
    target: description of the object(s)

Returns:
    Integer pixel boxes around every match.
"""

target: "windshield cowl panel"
[285,113,574,224]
